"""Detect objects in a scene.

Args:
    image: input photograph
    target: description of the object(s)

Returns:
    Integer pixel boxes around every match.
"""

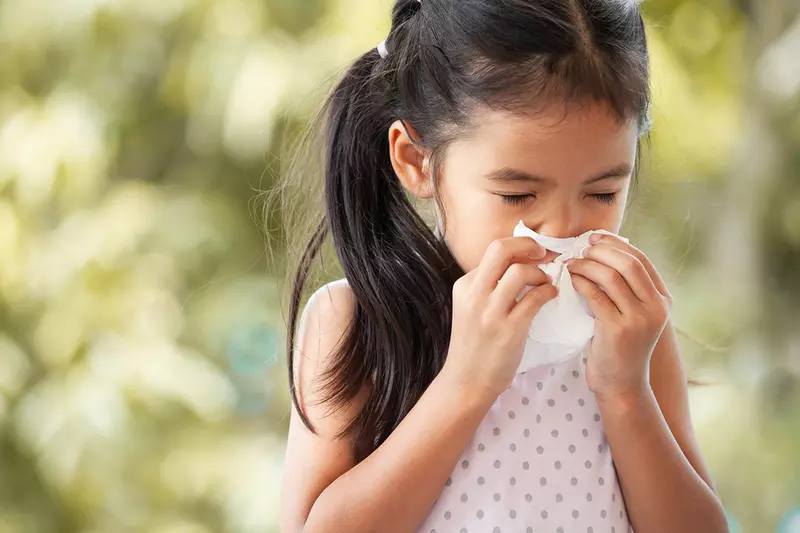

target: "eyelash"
[500,193,619,206]
[500,194,534,206]
[592,193,618,205]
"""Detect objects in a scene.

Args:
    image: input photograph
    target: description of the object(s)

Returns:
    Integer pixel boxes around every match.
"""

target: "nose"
[528,205,582,240]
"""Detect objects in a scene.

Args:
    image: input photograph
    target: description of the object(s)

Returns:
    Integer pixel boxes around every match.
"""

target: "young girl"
[280,1,728,532]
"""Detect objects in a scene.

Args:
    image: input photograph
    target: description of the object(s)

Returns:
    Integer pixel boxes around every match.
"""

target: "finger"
[583,244,660,303]
[566,258,640,315]
[509,282,559,323]
[589,234,671,298]
[489,263,553,314]
[569,272,620,321]
[473,237,548,293]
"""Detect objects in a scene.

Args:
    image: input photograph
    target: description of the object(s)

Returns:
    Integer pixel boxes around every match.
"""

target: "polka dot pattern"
[417,347,632,533]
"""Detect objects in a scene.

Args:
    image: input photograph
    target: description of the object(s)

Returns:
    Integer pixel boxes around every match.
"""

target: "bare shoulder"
[282,278,367,532]
[298,278,355,357]
[293,278,358,419]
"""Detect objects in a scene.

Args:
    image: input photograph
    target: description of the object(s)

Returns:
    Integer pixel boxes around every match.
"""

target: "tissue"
[512,221,630,373]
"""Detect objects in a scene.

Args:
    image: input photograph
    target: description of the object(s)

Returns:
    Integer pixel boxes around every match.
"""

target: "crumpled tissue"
[513,221,630,373]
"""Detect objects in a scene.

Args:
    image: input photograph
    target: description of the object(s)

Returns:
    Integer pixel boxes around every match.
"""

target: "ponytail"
[286,46,461,461]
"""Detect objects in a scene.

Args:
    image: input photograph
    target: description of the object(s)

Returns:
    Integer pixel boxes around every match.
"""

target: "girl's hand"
[565,234,673,402]
[442,237,558,400]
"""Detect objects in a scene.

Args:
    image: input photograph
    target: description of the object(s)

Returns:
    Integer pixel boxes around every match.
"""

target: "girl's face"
[435,102,639,272]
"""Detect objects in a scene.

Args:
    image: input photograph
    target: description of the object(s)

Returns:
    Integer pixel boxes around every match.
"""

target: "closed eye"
[499,194,535,206]
[500,193,619,206]
[591,192,619,205]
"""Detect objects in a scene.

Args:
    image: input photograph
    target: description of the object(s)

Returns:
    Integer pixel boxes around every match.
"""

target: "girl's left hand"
[565,233,673,402]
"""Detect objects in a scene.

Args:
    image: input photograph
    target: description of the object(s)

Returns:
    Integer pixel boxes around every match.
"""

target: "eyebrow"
[486,163,633,185]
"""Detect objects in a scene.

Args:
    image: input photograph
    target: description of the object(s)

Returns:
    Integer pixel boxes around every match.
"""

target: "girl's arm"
[566,234,728,533]
[598,322,729,533]
[280,282,495,533]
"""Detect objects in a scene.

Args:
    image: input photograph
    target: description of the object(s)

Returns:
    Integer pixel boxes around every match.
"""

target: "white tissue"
[513,221,630,373]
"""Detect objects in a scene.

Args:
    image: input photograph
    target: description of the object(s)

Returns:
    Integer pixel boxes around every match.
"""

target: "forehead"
[445,102,639,182]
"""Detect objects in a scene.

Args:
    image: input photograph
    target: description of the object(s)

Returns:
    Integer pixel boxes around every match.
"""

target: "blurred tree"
[0,0,797,532]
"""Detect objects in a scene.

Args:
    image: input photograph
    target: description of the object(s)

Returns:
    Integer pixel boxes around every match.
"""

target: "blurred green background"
[0,0,798,532]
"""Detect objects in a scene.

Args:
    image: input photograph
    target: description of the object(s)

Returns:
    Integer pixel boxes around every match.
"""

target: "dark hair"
[284,0,651,462]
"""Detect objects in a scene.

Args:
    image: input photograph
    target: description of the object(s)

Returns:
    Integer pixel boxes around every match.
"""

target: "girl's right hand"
[441,237,558,401]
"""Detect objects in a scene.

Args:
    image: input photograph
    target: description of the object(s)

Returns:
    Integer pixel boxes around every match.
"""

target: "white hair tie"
[376,0,422,59]
[377,40,389,59]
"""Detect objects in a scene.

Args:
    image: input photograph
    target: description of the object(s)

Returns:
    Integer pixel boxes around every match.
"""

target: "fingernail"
[565,258,575,266]
[589,234,602,244]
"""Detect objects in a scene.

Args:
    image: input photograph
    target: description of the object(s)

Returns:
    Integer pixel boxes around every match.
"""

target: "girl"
[280,1,728,532]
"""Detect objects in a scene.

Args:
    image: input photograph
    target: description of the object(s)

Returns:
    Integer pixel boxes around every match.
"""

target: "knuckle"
[632,314,650,330]
[495,324,514,344]
[609,319,629,337]
[653,304,671,325]
[663,292,675,309]
[486,239,506,260]
[453,276,475,303]
[609,271,626,288]
[506,262,525,281]
[453,276,469,295]
[479,309,497,328]
[535,282,556,297]
[528,288,546,306]
[626,248,644,263]
[625,257,643,277]
[591,287,606,304]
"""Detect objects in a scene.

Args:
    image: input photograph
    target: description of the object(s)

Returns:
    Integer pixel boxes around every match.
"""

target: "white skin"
[281,101,729,533]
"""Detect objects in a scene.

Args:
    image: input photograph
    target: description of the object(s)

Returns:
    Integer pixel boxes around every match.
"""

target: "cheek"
[585,197,628,232]
[437,181,514,272]
[443,226,501,272]
[605,185,632,231]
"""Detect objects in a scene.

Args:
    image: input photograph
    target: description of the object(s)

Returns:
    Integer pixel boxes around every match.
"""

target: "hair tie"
[376,0,422,59]
[377,40,389,59]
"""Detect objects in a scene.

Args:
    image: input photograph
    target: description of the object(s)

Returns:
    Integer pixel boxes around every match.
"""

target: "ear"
[388,120,433,199]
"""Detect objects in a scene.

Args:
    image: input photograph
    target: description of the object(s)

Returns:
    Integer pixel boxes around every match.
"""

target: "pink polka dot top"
[418,348,633,533]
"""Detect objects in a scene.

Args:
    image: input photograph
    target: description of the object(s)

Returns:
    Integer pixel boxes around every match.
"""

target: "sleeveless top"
[417,348,633,533]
